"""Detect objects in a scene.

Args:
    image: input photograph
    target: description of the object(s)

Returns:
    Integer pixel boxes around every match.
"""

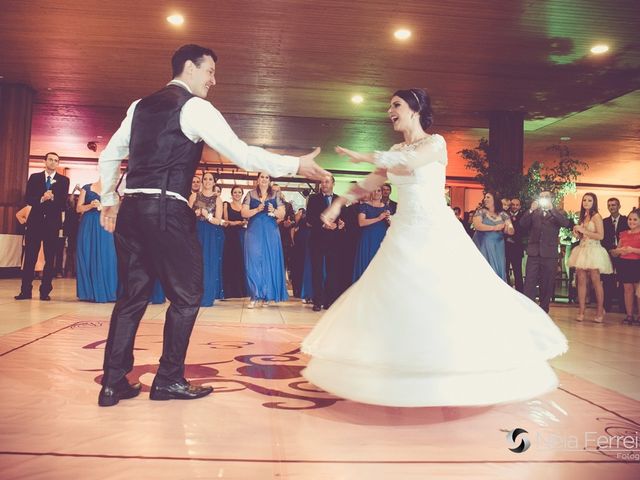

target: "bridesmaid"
[76,180,118,302]
[242,172,288,308]
[190,173,226,307]
[472,191,514,281]
[222,186,248,299]
[352,187,390,282]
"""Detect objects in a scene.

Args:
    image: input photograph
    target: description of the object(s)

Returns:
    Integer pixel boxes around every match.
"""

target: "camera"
[538,197,552,209]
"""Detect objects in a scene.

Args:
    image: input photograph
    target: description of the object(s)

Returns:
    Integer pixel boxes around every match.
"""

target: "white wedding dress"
[301,134,568,407]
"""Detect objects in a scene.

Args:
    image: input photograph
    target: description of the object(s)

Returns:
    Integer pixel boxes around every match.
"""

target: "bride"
[301,88,568,407]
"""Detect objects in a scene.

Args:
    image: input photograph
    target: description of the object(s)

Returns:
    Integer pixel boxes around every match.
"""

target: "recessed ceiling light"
[560,136,571,141]
[167,14,184,26]
[590,44,609,54]
[97,135,103,139]
[351,95,364,104]
[394,29,412,40]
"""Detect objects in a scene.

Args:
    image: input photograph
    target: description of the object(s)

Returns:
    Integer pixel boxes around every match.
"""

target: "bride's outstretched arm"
[335,135,446,173]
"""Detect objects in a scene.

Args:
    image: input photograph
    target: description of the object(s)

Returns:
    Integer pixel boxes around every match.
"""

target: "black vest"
[127,84,204,199]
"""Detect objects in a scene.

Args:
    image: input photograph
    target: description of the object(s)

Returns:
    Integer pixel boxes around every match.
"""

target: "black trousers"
[102,197,203,387]
[505,243,524,292]
[602,257,622,311]
[524,255,557,313]
[20,224,58,295]
[310,238,341,307]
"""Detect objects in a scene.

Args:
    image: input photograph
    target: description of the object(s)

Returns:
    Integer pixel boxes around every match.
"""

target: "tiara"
[409,89,421,109]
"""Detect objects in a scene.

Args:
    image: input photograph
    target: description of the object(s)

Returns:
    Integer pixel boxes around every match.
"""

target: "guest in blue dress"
[242,172,289,308]
[76,181,118,302]
[190,173,226,307]
[222,186,248,298]
[472,191,514,281]
[352,187,390,282]
[150,280,166,304]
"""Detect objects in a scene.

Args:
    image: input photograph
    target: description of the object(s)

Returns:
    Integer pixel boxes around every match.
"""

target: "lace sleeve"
[473,208,486,219]
[373,134,446,171]
[242,192,251,207]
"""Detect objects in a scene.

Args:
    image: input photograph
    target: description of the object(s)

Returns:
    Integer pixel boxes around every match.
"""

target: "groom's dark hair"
[171,44,218,78]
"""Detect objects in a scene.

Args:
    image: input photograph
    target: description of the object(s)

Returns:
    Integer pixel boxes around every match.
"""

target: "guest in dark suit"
[520,191,572,313]
[381,183,397,215]
[339,187,362,294]
[15,152,70,301]
[601,197,629,312]
[307,174,345,311]
[505,197,525,292]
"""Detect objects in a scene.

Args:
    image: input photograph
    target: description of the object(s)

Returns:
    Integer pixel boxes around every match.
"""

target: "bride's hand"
[320,198,345,226]
[335,146,374,164]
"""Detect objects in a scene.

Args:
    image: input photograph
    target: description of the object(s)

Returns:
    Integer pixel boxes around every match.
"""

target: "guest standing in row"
[242,173,288,308]
[222,186,247,299]
[190,173,226,307]
[306,175,344,311]
[15,152,70,301]
[353,187,389,282]
[472,191,513,281]
[505,197,525,292]
[568,193,613,322]
[602,197,629,312]
[76,180,118,302]
[611,209,640,325]
[521,190,572,313]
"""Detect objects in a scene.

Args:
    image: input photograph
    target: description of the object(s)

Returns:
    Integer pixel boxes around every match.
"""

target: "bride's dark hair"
[392,88,433,131]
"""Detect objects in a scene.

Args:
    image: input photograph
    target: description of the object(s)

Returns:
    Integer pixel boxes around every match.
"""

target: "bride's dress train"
[301,134,568,407]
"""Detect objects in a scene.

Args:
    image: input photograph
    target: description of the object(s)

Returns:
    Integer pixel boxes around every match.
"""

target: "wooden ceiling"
[1,0,639,186]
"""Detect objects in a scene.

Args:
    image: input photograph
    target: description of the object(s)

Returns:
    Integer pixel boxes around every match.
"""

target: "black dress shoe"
[14,293,32,300]
[40,295,51,301]
[98,378,142,407]
[312,304,322,312]
[150,380,213,401]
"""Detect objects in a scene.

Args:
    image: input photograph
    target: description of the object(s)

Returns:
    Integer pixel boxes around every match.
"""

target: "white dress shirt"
[99,80,300,206]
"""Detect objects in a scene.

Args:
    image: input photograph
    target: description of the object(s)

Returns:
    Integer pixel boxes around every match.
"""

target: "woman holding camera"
[568,193,613,322]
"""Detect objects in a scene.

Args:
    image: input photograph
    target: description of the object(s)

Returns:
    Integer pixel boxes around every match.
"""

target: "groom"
[97,44,327,406]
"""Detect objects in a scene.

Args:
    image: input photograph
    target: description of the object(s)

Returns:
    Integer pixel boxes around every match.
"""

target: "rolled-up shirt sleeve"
[181,98,300,178]
[373,134,446,171]
[98,100,139,206]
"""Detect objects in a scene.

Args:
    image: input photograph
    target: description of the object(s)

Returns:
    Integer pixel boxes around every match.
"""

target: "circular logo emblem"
[506,428,531,453]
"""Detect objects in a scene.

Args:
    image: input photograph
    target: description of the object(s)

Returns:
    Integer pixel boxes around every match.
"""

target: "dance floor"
[1,309,639,479]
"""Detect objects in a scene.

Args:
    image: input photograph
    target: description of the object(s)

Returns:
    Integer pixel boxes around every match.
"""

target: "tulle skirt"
[301,206,568,407]
[568,241,613,274]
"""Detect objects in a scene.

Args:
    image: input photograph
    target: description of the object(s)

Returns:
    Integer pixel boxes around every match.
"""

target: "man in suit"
[15,152,70,301]
[520,191,572,313]
[505,197,525,292]
[381,183,397,215]
[338,181,362,294]
[307,174,345,311]
[601,197,629,312]
[97,44,327,407]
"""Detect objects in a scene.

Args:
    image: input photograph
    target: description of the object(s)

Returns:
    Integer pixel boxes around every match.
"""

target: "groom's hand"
[297,147,329,180]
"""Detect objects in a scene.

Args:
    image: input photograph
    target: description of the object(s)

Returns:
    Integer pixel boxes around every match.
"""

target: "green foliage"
[459,139,588,206]
[559,211,580,245]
